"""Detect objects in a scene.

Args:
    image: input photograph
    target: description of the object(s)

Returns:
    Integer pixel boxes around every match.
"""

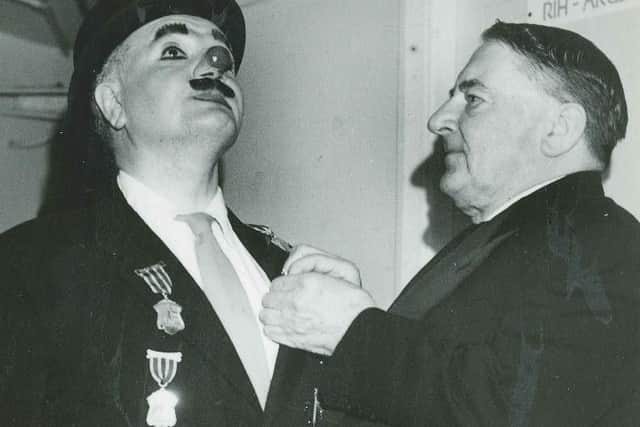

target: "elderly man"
[261,22,640,426]
[0,1,378,426]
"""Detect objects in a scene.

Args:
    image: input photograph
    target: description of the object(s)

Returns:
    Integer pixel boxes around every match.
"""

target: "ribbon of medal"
[146,349,183,427]
[135,262,185,335]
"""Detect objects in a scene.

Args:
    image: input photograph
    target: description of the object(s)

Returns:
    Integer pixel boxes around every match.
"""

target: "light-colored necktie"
[175,212,269,408]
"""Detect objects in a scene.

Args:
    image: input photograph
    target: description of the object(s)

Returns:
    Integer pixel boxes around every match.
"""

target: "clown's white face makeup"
[101,14,244,174]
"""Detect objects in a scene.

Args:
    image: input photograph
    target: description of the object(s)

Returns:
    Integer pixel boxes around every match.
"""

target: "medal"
[147,388,178,427]
[248,224,294,252]
[135,262,185,335]
[153,298,185,335]
[146,350,182,427]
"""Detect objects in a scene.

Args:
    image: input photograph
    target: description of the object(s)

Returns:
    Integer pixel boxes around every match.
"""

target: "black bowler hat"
[73,0,245,80]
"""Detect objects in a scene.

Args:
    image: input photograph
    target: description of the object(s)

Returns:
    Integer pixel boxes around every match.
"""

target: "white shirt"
[117,171,278,379]
[480,176,566,223]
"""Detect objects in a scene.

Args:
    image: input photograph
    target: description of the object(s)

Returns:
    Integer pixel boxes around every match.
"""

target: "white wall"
[0,33,72,233]
[223,0,402,307]
[396,1,471,288]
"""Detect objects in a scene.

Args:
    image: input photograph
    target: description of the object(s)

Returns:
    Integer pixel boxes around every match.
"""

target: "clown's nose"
[205,46,234,74]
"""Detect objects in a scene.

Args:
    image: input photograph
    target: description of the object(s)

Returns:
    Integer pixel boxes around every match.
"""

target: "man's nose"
[427,99,459,136]
[193,46,234,78]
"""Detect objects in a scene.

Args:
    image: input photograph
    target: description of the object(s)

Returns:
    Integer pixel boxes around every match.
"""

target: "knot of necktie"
[175,213,220,244]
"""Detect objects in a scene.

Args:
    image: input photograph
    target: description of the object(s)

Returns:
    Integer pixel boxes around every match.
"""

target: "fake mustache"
[189,78,235,98]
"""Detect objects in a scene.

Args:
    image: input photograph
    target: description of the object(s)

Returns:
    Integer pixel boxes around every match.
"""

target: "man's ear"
[94,82,126,130]
[541,102,587,158]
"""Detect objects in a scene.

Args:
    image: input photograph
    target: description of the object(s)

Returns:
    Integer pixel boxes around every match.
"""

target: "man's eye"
[161,46,186,60]
[464,93,482,106]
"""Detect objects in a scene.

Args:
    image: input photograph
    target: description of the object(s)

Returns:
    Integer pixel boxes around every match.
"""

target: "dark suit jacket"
[317,172,640,426]
[0,187,362,426]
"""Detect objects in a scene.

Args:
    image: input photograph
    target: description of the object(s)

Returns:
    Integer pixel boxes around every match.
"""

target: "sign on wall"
[528,0,639,24]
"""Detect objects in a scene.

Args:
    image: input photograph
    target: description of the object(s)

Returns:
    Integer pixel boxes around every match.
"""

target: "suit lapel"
[93,191,262,412]
[390,212,516,319]
[228,211,288,280]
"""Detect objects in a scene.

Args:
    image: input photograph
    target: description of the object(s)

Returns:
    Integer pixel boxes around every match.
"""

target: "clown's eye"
[161,46,187,60]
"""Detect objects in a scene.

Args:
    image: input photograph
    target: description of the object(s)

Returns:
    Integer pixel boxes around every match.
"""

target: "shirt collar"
[117,170,230,231]
[203,184,232,235]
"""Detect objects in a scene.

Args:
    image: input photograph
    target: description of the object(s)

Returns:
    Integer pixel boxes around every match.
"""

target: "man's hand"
[282,244,362,286]
[261,247,375,355]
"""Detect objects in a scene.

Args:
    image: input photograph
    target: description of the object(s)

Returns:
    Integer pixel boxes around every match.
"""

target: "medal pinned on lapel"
[135,262,185,335]
[146,349,182,427]
[248,224,294,252]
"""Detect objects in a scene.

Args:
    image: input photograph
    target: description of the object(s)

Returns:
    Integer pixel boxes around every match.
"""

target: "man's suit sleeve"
[318,308,444,426]
[317,260,640,427]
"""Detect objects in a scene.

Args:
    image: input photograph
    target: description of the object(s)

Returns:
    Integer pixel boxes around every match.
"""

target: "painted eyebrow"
[153,23,229,47]
[448,78,488,97]
[153,23,189,42]
[211,28,229,45]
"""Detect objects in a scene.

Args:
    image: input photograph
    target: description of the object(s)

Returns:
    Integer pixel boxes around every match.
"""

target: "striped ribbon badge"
[146,349,183,388]
[135,262,173,297]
